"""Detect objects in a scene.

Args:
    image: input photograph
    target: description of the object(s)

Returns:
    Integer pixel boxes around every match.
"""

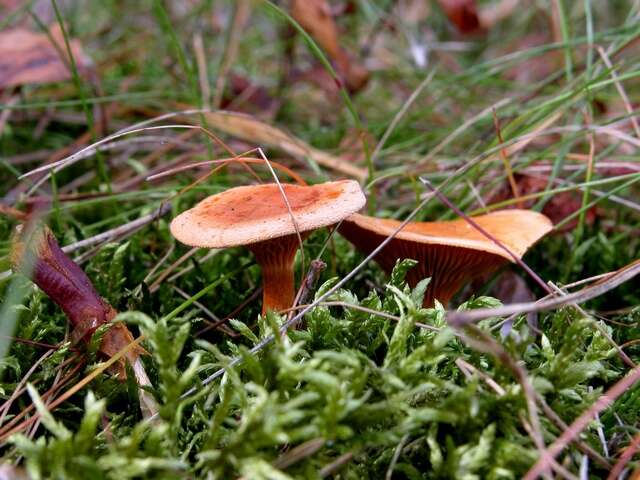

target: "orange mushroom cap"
[170,180,366,314]
[170,180,365,248]
[339,210,552,306]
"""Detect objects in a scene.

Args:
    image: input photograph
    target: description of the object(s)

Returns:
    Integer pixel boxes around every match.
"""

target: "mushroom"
[170,180,366,315]
[338,210,552,307]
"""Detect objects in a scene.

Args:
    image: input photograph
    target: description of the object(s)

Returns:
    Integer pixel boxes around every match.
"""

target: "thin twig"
[385,434,409,480]
[61,202,171,255]
[524,364,640,479]
[447,260,640,326]
[606,430,640,480]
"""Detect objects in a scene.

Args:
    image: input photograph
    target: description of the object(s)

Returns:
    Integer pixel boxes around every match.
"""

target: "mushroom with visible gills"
[338,210,552,307]
[170,180,366,315]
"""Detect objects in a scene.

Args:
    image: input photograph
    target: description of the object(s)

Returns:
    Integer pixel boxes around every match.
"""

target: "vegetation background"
[0,0,639,478]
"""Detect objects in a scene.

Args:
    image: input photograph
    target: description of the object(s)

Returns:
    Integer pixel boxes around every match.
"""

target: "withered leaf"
[0,25,91,89]
[11,225,145,380]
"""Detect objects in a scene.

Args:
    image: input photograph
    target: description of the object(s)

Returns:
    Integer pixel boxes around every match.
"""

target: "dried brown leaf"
[0,25,91,89]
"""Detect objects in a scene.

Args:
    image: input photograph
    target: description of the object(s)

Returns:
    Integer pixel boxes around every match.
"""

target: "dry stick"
[447,259,640,326]
[385,434,410,480]
[116,147,207,192]
[113,129,202,184]
[534,173,640,215]
[547,281,635,368]
[606,430,640,480]
[186,109,368,179]
[455,358,506,396]
[284,302,441,333]
[524,364,640,480]
[27,345,68,440]
[60,202,171,255]
[272,437,325,470]
[0,336,76,352]
[146,154,307,186]
[143,244,175,285]
[172,286,237,337]
[319,452,355,478]
[166,249,220,287]
[489,270,620,332]
[149,247,202,293]
[0,352,80,423]
[492,109,522,206]
[536,397,611,470]
[419,176,554,295]
[456,358,611,469]
[415,122,640,181]
[20,106,245,180]
[288,260,327,328]
[21,125,213,196]
[293,259,327,309]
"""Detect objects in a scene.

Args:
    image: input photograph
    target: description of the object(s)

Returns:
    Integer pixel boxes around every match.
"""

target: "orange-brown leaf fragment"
[437,0,483,34]
[0,25,91,89]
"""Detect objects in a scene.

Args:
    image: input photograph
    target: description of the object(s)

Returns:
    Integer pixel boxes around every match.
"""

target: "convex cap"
[171,180,365,248]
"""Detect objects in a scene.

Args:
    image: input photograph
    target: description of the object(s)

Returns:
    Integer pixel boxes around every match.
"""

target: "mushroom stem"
[249,234,306,315]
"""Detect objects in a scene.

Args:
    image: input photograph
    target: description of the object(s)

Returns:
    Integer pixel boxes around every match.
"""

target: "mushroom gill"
[339,210,552,307]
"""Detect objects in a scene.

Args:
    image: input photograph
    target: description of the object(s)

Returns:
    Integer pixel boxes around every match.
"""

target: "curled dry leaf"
[10,225,146,379]
[0,25,91,89]
[290,0,369,92]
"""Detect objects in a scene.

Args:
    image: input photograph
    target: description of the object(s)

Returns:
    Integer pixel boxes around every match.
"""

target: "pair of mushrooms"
[170,180,552,313]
